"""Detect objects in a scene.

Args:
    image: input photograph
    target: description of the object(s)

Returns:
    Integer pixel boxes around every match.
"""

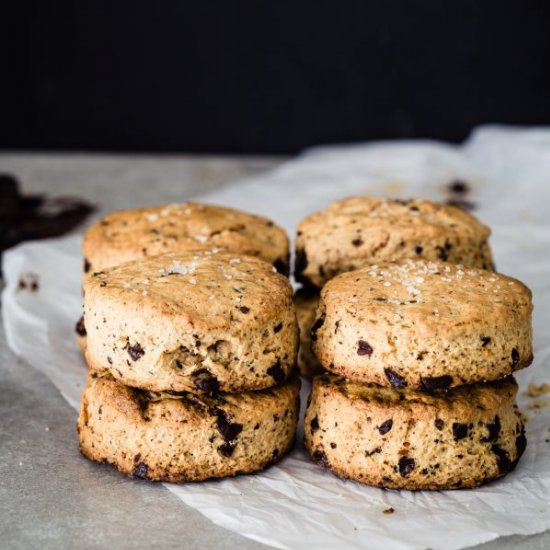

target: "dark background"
[3,1,550,154]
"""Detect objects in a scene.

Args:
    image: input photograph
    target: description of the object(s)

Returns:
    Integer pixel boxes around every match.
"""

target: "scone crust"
[78,373,300,482]
[83,202,290,275]
[295,197,494,287]
[313,259,533,388]
[304,374,526,490]
[84,251,298,393]
[294,288,322,378]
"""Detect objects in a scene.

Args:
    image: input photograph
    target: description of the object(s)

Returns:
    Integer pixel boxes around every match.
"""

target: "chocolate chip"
[239,306,250,314]
[516,425,527,458]
[84,258,91,273]
[352,238,363,247]
[409,205,419,212]
[481,415,501,443]
[126,342,144,361]
[310,416,320,433]
[434,418,444,430]
[330,442,337,449]
[384,368,407,388]
[273,322,283,333]
[357,340,373,356]
[378,419,393,435]
[436,246,448,261]
[420,375,453,391]
[132,462,149,479]
[511,348,520,368]
[75,315,87,337]
[310,315,325,342]
[273,258,289,277]
[398,457,415,477]
[267,360,285,385]
[448,180,470,195]
[193,369,220,394]
[215,409,243,442]
[452,422,469,441]
[481,336,491,347]
[415,245,423,255]
[217,442,235,457]
[491,444,512,474]
[312,450,329,468]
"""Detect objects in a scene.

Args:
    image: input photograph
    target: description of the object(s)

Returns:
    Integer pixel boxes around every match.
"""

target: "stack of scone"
[297,197,533,489]
[76,203,300,482]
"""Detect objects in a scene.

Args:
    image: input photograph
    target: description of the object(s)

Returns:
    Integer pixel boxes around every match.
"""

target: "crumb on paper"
[527,400,550,410]
[524,383,550,398]
[383,507,395,515]
[17,273,39,292]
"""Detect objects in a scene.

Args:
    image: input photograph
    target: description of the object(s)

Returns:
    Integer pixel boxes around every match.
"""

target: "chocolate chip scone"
[295,197,494,288]
[84,251,298,393]
[312,259,533,389]
[294,288,322,378]
[78,372,300,482]
[304,374,526,490]
[83,202,290,276]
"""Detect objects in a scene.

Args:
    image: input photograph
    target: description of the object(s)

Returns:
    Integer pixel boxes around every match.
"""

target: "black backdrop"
[3,1,550,154]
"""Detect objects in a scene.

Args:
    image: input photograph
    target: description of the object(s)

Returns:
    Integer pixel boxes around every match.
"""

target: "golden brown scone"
[304,374,526,490]
[312,259,533,389]
[84,251,298,393]
[83,202,290,276]
[295,197,494,288]
[78,372,300,482]
[294,288,322,378]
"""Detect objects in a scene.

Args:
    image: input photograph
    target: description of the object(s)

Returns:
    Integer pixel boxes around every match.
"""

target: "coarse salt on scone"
[84,250,298,393]
[295,197,494,288]
[78,372,300,482]
[312,259,533,389]
[83,202,290,276]
[304,374,525,490]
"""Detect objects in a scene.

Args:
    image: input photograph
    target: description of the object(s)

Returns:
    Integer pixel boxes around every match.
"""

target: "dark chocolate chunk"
[310,315,325,342]
[357,340,373,356]
[434,418,444,430]
[481,336,491,347]
[84,258,91,273]
[491,444,512,474]
[217,442,235,457]
[384,368,407,388]
[398,456,415,477]
[273,258,290,277]
[352,238,364,247]
[239,306,250,314]
[415,245,423,255]
[452,422,469,441]
[132,462,149,479]
[127,342,145,361]
[516,425,527,458]
[75,315,87,337]
[193,368,220,394]
[215,409,243,442]
[481,416,501,443]
[511,348,520,368]
[378,419,393,435]
[267,360,285,385]
[312,449,329,468]
[310,416,320,433]
[436,246,448,261]
[420,375,453,391]
[273,322,283,333]
[330,442,337,449]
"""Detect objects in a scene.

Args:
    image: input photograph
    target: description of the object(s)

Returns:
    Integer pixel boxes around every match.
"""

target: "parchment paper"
[3,126,550,549]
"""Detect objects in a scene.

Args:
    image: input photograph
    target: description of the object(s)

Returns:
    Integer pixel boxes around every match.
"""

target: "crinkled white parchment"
[3,126,550,550]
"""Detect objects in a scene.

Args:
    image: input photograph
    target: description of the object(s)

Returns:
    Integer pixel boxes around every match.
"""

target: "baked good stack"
[293,196,495,376]
[76,203,300,482]
[298,199,533,489]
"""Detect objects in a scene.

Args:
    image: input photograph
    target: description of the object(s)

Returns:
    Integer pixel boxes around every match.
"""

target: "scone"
[78,372,300,482]
[294,288,322,378]
[295,197,494,288]
[84,250,298,393]
[83,202,290,276]
[304,374,526,490]
[312,259,533,389]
